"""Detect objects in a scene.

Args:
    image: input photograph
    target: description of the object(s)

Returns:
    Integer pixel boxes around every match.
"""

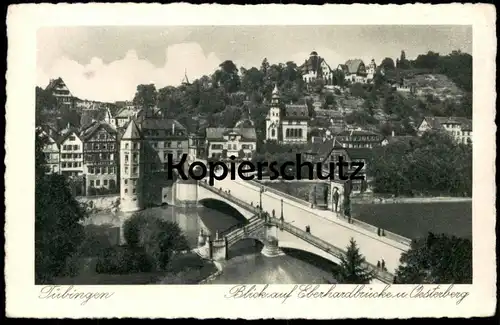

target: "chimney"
[391,130,395,137]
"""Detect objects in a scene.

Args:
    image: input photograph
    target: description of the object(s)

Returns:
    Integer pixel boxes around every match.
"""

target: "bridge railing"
[266,217,394,283]
[349,218,413,246]
[200,182,394,283]
[220,215,262,239]
[246,179,412,247]
[248,179,311,207]
[224,219,266,246]
[199,180,261,215]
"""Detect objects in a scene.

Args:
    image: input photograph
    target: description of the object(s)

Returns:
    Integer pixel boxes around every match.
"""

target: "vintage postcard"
[5,3,497,319]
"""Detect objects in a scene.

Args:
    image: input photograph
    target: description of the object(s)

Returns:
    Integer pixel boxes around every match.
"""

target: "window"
[124,179,128,185]
[271,129,276,137]
[73,145,79,151]
[177,141,182,148]
[103,179,108,186]
[125,189,128,194]
[61,162,66,168]
[96,180,100,186]
[90,180,94,187]
[99,134,106,140]
[69,136,76,141]
[166,142,171,148]
[133,153,138,163]
[132,188,136,194]
[125,143,129,149]
[133,143,138,149]
[125,154,129,163]
[133,166,138,174]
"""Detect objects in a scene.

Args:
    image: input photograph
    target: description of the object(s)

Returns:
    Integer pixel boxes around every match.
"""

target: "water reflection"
[86,205,337,284]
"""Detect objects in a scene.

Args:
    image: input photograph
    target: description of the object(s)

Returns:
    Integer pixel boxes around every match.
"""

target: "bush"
[95,246,153,274]
[123,212,190,270]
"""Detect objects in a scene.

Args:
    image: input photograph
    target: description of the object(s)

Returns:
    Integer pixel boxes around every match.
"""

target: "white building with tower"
[265,85,309,144]
[120,120,144,212]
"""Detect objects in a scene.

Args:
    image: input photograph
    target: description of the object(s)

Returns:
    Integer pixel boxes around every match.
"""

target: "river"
[87,203,337,284]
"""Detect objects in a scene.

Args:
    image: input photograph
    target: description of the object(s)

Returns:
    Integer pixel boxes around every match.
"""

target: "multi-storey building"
[114,107,145,129]
[206,127,257,160]
[306,138,372,193]
[140,118,190,173]
[334,129,384,149]
[337,59,369,84]
[36,125,60,174]
[45,77,75,109]
[300,51,335,85]
[59,128,84,177]
[120,120,144,212]
[417,116,472,145]
[80,121,119,194]
[265,85,309,144]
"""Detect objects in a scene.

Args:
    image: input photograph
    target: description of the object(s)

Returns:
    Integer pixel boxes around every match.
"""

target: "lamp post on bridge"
[280,199,284,221]
[259,187,264,212]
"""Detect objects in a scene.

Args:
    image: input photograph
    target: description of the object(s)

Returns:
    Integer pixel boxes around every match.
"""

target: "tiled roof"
[283,104,309,121]
[300,54,330,74]
[344,59,365,75]
[422,116,472,131]
[45,77,66,91]
[58,128,81,144]
[80,121,117,141]
[115,108,139,118]
[141,118,186,131]
[122,120,142,140]
[205,127,257,141]
[335,129,382,137]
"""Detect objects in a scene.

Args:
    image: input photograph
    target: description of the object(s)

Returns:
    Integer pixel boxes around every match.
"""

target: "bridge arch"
[197,184,255,221]
[198,198,249,224]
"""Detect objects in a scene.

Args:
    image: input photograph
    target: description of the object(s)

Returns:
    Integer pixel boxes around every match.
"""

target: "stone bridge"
[192,182,399,284]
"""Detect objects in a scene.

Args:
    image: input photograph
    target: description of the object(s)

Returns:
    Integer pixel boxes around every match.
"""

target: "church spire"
[272,83,279,98]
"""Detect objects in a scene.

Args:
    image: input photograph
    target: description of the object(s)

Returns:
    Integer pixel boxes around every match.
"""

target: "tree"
[369,131,472,197]
[35,132,87,283]
[337,238,374,284]
[395,233,472,284]
[133,84,158,111]
[214,60,240,93]
[123,212,189,270]
[238,148,246,160]
[380,57,396,71]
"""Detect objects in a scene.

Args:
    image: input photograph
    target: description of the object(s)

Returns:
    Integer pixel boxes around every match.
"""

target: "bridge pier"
[174,178,199,207]
[261,224,284,257]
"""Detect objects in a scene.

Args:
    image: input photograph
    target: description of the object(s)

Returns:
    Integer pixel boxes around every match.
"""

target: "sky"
[37,25,472,102]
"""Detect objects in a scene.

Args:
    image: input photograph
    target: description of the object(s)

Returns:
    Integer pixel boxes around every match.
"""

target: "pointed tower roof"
[122,120,142,140]
[272,84,280,98]
[181,69,190,85]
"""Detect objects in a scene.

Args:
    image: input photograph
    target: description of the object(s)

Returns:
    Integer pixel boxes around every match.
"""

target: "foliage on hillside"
[369,131,472,197]
[395,232,472,284]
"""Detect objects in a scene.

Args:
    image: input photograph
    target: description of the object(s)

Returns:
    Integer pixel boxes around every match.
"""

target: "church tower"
[265,84,281,141]
[120,120,144,212]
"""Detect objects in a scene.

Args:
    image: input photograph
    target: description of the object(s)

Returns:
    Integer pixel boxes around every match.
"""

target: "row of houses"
[38,113,259,196]
[300,51,378,86]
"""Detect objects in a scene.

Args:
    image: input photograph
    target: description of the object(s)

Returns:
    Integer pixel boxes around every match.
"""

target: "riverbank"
[352,196,472,204]
[53,251,219,285]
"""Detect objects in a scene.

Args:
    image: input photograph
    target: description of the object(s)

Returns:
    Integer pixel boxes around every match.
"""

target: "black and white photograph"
[5,3,496,319]
[34,24,474,286]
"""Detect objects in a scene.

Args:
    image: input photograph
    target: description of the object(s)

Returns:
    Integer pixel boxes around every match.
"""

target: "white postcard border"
[5,3,497,319]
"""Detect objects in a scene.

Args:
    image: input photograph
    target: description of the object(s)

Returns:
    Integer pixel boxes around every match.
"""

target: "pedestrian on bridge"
[305,225,310,233]
[332,187,340,212]
[381,259,386,271]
